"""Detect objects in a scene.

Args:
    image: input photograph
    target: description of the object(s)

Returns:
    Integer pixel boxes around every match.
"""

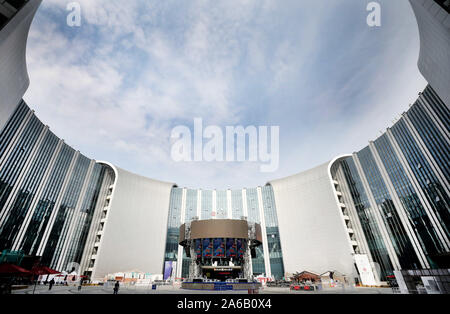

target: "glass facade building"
[163,186,285,280]
[261,186,285,279]
[0,101,113,273]
[0,86,447,283]
[333,86,450,280]
[0,0,448,284]
[357,146,421,270]
[338,158,394,279]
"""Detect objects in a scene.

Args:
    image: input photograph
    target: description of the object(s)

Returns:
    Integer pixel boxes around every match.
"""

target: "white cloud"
[23,0,427,189]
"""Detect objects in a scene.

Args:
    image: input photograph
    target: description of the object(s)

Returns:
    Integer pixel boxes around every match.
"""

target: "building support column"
[403,113,450,197]
[226,189,232,219]
[386,129,450,250]
[257,187,271,279]
[176,188,187,280]
[0,110,33,167]
[12,139,64,251]
[352,154,402,271]
[196,189,201,219]
[0,124,47,226]
[36,151,79,256]
[369,142,429,268]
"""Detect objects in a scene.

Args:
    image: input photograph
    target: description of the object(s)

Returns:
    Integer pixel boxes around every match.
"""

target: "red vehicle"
[290,284,315,291]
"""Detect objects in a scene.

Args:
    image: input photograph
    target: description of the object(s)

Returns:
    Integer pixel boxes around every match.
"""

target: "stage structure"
[179,219,262,282]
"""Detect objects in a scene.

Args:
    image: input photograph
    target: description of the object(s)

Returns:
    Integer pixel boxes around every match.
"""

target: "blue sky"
[24,0,427,189]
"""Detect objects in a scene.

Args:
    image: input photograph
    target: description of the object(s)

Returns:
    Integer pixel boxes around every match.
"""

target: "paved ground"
[12,285,394,295]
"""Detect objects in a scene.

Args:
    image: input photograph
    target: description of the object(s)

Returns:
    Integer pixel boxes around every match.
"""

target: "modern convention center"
[0,0,449,289]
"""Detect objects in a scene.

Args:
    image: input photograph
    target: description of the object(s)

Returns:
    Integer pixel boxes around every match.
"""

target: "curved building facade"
[83,164,174,282]
[0,100,115,273]
[0,0,40,129]
[332,87,450,280]
[269,157,357,281]
[0,0,449,286]
[409,0,450,105]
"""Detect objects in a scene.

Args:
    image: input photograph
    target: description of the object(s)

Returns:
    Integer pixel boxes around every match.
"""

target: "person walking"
[113,281,120,294]
[78,279,83,292]
[49,278,55,291]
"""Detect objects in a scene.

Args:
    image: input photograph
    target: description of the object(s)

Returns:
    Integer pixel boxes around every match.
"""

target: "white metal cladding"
[257,186,272,278]
[90,165,174,281]
[176,188,187,279]
[269,160,356,278]
[0,0,42,130]
[409,0,450,106]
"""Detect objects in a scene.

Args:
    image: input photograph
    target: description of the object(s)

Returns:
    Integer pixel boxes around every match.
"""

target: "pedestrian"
[49,278,55,290]
[113,281,120,294]
[78,279,83,292]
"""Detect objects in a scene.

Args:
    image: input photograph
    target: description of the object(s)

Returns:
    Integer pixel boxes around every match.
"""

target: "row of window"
[0,101,110,272]
[163,186,285,280]
[337,85,449,280]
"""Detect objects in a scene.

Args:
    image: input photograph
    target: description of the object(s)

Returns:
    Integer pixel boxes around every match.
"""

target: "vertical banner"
[213,238,225,257]
[237,239,245,258]
[354,254,377,286]
[195,239,202,258]
[163,261,173,280]
[203,238,212,257]
[226,238,236,258]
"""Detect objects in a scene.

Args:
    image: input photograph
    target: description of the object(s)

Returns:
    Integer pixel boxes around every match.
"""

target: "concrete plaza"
[12,285,394,295]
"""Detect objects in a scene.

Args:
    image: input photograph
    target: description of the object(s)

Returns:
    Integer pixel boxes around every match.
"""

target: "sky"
[23,0,427,190]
